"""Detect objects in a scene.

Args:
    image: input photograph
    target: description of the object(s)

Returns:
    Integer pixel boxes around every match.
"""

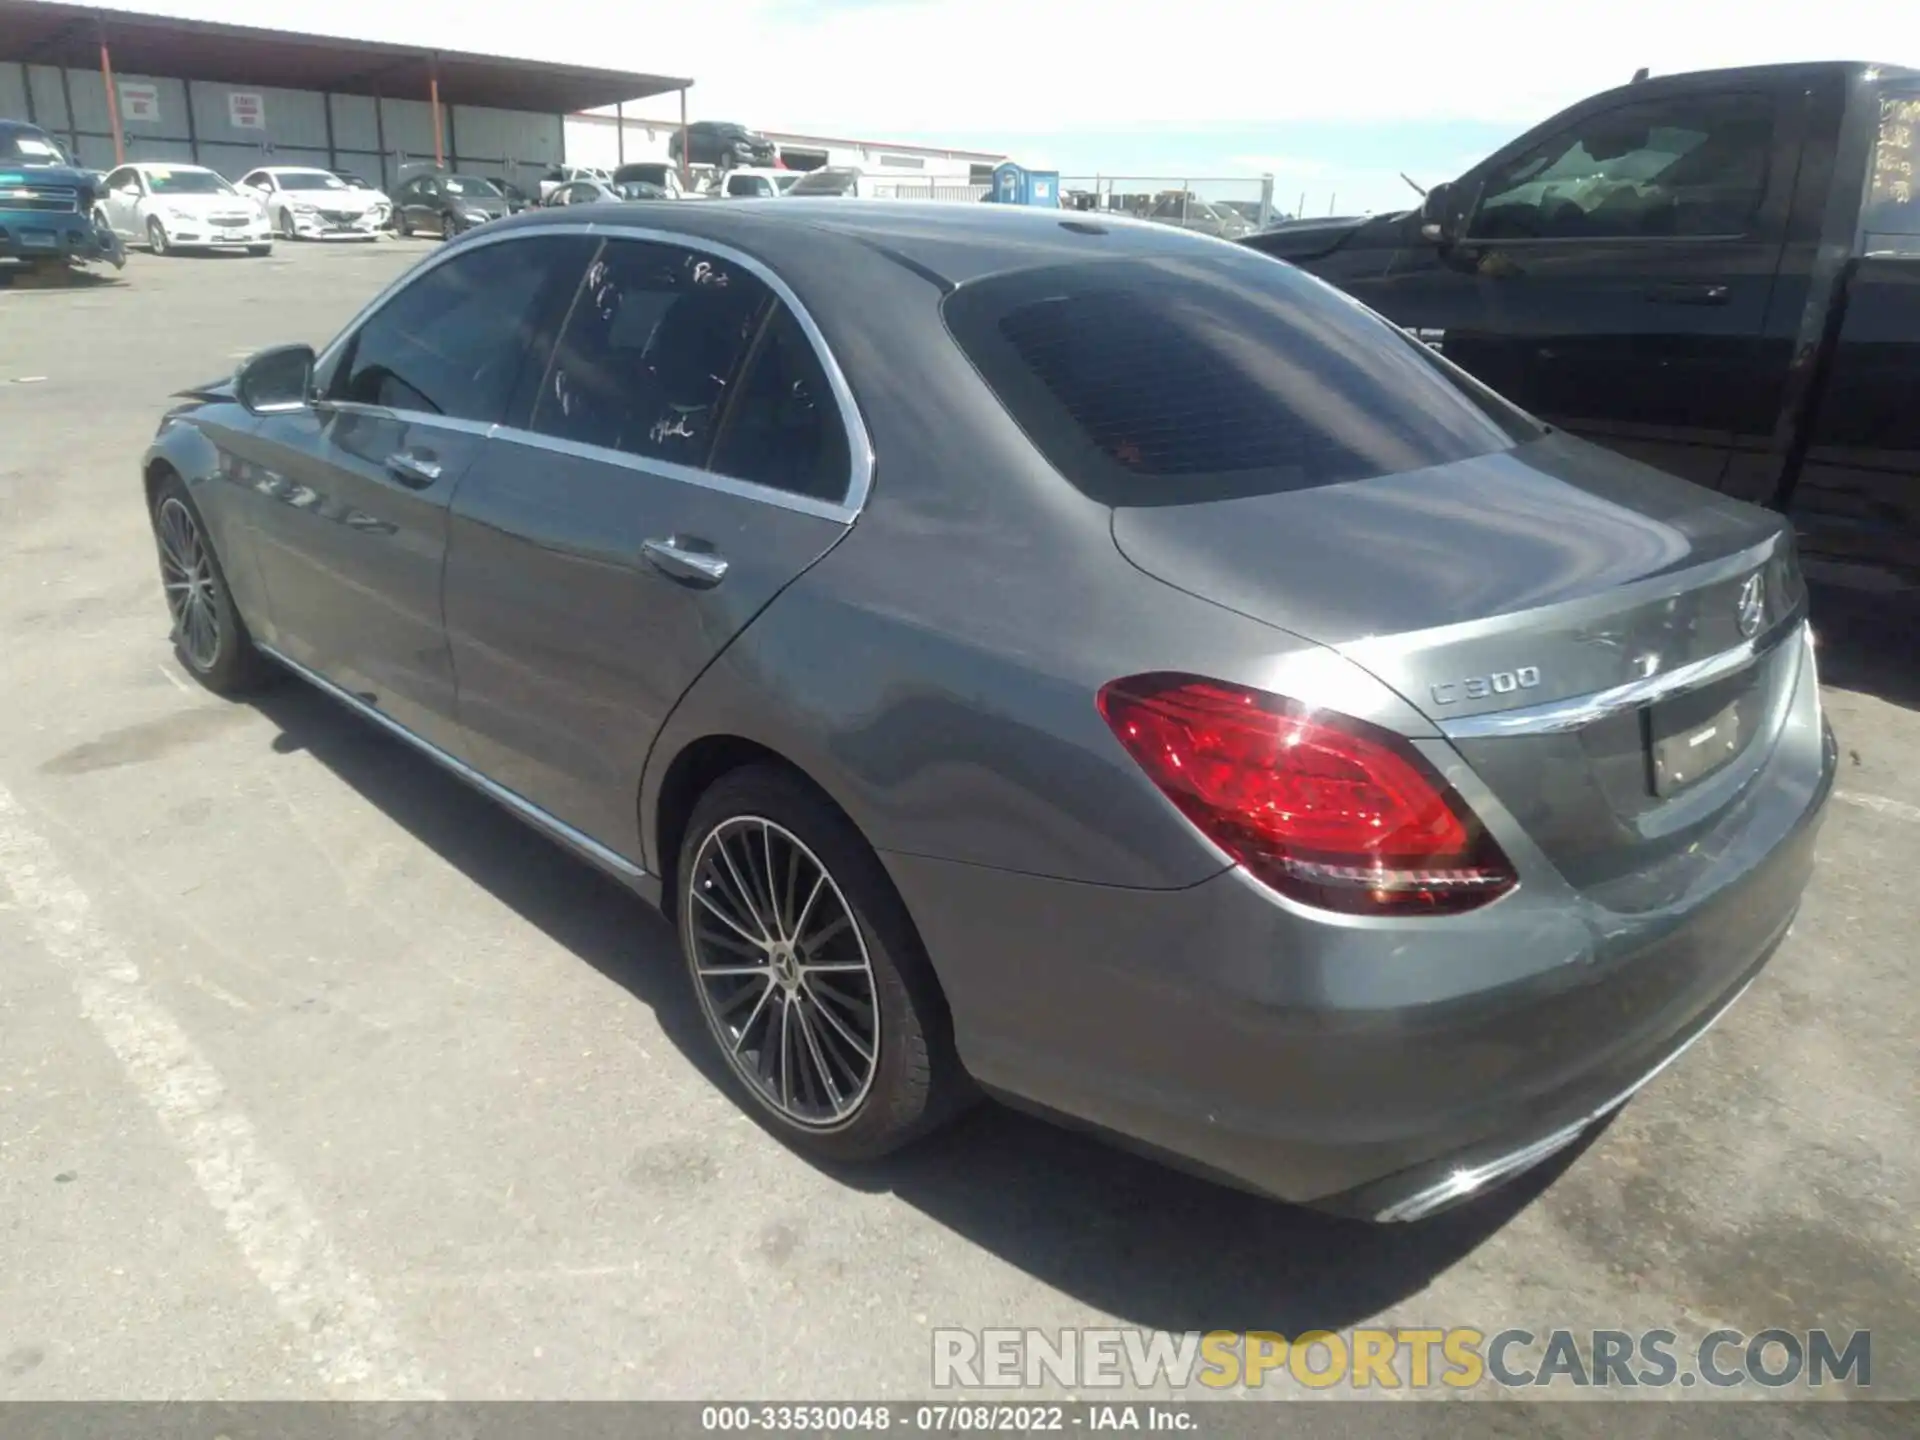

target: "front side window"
[241,171,267,189]
[105,166,135,191]
[442,175,500,197]
[328,235,593,422]
[1470,93,1773,240]
[943,251,1540,506]
[531,239,772,468]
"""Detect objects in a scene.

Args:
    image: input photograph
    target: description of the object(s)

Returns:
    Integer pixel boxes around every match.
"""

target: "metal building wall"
[3,59,563,190]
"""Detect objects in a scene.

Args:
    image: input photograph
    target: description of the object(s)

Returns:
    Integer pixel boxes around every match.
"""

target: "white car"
[710,166,800,199]
[95,162,273,256]
[536,164,613,202]
[239,166,389,241]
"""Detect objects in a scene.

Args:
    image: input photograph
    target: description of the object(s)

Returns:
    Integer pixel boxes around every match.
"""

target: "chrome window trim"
[315,399,496,439]
[1439,617,1807,740]
[312,219,875,523]
[258,642,649,884]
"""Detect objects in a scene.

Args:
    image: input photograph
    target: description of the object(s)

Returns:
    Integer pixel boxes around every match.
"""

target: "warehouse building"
[0,0,693,192]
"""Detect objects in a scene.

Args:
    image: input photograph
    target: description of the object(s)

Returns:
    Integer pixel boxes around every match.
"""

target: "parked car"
[544,178,672,207]
[537,164,612,202]
[95,162,272,256]
[239,166,388,240]
[389,172,511,239]
[668,120,777,169]
[142,202,1834,1222]
[712,166,797,199]
[1248,60,1920,597]
[1146,192,1255,239]
[0,119,125,275]
[495,179,536,214]
[611,163,690,199]
[783,167,874,198]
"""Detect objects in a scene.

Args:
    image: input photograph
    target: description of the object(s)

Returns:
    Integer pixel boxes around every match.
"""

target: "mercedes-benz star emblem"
[1736,572,1766,638]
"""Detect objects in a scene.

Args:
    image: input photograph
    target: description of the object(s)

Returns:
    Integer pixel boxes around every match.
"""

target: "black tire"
[149,472,275,695]
[676,764,972,1161]
[439,211,454,241]
[247,243,272,257]
[146,217,168,256]
[278,208,296,241]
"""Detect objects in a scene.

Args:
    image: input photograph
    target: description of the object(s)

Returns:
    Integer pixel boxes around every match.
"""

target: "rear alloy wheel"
[150,475,273,694]
[278,208,296,241]
[146,217,168,256]
[440,212,454,241]
[678,766,970,1159]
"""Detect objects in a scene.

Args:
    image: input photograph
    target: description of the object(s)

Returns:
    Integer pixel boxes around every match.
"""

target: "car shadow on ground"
[253,679,1564,1335]
[1808,581,1920,712]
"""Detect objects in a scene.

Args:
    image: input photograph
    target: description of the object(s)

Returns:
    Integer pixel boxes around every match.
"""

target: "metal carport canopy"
[0,0,693,112]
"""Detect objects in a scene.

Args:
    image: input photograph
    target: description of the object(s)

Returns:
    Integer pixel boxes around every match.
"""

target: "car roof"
[130,161,215,172]
[259,165,332,174]
[484,198,1240,287]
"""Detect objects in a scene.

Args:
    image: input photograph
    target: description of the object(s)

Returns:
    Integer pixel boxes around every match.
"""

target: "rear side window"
[710,305,852,501]
[943,253,1539,504]
[329,235,593,422]
[1864,90,1920,243]
[531,238,772,468]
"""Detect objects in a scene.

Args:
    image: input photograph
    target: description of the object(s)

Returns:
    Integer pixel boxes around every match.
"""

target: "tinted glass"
[1864,90,1920,240]
[330,236,592,422]
[0,126,65,163]
[531,239,772,468]
[278,171,350,192]
[443,176,501,196]
[943,252,1539,505]
[788,169,858,196]
[1471,94,1773,240]
[711,305,851,501]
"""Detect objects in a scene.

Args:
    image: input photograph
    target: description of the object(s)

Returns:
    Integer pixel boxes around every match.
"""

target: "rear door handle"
[385,450,443,488]
[641,537,729,586]
[1645,283,1730,306]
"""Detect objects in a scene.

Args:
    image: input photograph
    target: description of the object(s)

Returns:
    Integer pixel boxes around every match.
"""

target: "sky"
[49,0,1908,214]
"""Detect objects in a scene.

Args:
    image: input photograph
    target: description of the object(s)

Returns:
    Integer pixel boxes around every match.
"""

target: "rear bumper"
[884,662,1836,1217]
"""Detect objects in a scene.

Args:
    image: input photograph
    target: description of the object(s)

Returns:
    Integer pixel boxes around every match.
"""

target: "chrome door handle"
[641,538,729,586]
[385,451,442,487]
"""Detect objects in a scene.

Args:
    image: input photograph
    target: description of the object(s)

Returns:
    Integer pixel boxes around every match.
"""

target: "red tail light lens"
[1097,673,1516,915]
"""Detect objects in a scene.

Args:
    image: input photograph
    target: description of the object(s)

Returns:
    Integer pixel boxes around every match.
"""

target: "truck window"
[1470,93,1773,240]
[1863,90,1920,244]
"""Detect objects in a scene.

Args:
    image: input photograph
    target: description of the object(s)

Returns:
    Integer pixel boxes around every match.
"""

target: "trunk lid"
[1111,434,1808,908]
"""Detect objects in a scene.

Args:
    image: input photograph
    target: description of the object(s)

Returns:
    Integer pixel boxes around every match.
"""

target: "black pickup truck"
[1247,62,1920,597]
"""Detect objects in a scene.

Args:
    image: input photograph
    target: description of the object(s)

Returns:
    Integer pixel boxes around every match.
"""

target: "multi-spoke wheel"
[689,817,879,1128]
[677,765,972,1158]
[148,472,273,694]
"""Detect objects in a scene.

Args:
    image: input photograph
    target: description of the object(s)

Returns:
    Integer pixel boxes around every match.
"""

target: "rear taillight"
[1097,673,1516,916]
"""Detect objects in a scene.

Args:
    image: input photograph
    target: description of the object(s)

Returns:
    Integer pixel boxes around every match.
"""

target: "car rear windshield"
[942,252,1543,505]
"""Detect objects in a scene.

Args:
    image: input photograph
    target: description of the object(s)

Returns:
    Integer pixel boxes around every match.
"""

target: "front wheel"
[247,243,272,257]
[277,208,296,241]
[149,474,274,694]
[439,212,454,241]
[677,765,972,1161]
[146,217,168,256]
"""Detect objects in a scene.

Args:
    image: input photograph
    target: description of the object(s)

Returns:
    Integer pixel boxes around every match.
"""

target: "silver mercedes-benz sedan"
[140,201,1835,1222]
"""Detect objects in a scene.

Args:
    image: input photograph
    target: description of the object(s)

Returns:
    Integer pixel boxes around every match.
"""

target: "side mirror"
[1419,181,1455,243]
[235,343,316,415]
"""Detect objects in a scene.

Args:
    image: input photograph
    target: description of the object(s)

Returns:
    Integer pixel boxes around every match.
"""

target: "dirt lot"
[0,239,1916,1411]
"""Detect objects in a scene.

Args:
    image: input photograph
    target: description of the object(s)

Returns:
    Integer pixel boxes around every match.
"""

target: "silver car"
[140,201,1834,1221]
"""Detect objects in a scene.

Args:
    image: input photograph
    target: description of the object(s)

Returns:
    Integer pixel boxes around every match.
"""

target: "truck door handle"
[384,450,442,488]
[1645,283,1730,306]
[641,537,729,586]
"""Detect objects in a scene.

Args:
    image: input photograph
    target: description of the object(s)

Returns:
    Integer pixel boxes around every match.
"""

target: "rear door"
[1354,86,1794,488]
[235,233,594,753]
[443,234,862,857]
[1788,86,1920,593]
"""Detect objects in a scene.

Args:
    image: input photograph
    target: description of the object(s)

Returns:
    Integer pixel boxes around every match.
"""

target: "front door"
[230,233,594,752]
[1352,87,1793,488]
[443,235,861,858]
[100,166,142,236]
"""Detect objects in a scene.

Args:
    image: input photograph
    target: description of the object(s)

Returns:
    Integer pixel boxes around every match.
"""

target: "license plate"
[1650,691,1751,797]
[18,231,55,249]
